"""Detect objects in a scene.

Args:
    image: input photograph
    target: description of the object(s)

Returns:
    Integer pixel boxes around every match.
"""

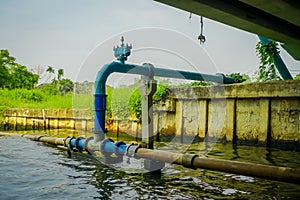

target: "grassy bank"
[0,89,93,122]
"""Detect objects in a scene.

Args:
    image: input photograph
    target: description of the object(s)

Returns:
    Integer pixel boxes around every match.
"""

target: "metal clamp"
[115,141,126,157]
[126,143,141,159]
[84,136,94,153]
[64,136,71,147]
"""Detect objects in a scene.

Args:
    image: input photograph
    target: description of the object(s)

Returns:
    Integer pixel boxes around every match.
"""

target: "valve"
[113,36,132,64]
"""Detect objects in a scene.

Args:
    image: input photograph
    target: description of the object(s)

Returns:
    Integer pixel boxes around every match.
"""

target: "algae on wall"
[153,80,300,147]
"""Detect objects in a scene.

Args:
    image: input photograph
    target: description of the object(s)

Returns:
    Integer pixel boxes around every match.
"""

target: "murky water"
[0,130,300,199]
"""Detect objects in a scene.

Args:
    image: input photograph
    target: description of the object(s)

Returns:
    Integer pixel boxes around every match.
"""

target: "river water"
[0,130,300,199]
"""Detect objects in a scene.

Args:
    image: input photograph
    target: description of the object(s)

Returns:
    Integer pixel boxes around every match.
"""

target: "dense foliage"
[256,40,281,81]
[0,49,74,94]
[183,81,213,87]
[226,73,250,83]
[0,50,39,89]
[294,74,300,80]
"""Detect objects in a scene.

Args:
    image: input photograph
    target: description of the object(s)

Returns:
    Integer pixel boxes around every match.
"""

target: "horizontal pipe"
[135,148,300,184]
[2,132,298,184]
[0,132,65,145]
[95,62,235,95]
[94,61,235,138]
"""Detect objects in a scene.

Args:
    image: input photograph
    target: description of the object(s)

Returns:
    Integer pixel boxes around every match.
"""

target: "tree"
[0,49,15,88]
[0,49,39,89]
[46,66,55,82]
[57,68,64,80]
[46,66,55,74]
[129,89,142,123]
[10,64,39,89]
[58,78,74,94]
[256,40,281,82]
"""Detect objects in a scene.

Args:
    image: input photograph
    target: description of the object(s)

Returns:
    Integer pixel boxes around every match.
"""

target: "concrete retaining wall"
[153,80,300,148]
[2,109,93,131]
[1,80,299,149]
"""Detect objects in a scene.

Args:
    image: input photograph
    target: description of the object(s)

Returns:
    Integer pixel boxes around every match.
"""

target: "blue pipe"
[94,61,235,137]
[100,139,128,156]
[69,137,128,157]
[70,137,85,151]
[258,36,293,80]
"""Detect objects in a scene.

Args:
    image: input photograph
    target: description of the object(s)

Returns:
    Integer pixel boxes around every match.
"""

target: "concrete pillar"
[138,63,156,150]
[175,100,184,137]
[198,99,208,139]
[259,98,270,143]
[139,78,157,149]
[225,98,236,142]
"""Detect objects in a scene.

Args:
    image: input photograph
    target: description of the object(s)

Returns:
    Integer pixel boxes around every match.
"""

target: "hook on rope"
[198,16,206,44]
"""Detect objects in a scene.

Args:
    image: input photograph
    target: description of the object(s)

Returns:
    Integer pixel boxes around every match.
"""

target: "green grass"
[0,89,93,123]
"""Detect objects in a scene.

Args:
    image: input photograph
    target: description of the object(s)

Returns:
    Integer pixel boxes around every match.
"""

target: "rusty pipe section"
[134,148,300,184]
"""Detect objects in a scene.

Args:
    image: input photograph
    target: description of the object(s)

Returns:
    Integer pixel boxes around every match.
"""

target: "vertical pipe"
[94,94,106,142]
[139,63,156,149]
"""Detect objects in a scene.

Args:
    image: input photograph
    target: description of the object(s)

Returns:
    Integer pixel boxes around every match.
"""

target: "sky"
[0,0,299,85]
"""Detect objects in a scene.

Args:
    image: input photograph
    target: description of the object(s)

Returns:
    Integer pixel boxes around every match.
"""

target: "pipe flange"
[34,135,44,141]
[75,137,84,152]
[126,143,141,159]
[100,138,114,156]
[182,154,198,169]
[115,141,126,157]
[64,136,71,147]
[68,136,75,147]
[84,136,94,153]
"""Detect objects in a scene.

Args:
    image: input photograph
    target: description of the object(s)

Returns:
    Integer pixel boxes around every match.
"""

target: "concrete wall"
[153,80,300,148]
[1,80,299,149]
[2,109,93,131]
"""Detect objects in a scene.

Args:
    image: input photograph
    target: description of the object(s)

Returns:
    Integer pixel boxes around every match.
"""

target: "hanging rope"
[198,16,206,44]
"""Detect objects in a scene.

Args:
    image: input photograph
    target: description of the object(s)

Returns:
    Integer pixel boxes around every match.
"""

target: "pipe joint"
[68,136,86,152]
[75,137,85,152]
[126,143,141,159]
[100,138,115,156]
[84,136,94,153]
[182,154,198,169]
[64,136,71,147]
[33,135,44,141]
[115,141,126,157]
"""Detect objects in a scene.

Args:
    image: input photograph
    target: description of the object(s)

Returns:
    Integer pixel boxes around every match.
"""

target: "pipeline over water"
[93,61,235,140]
[1,132,299,185]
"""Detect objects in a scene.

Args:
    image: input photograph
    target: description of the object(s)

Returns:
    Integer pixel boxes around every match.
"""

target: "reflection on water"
[0,130,300,199]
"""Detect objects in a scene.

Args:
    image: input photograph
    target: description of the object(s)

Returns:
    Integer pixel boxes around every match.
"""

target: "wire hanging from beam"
[198,16,206,44]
